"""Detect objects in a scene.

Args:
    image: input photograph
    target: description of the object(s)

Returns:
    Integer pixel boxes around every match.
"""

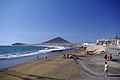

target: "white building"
[96,38,120,46]
[83,43,96,46]
[117,40,120,45]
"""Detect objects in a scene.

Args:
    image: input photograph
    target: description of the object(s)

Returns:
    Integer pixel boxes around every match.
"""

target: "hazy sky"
[0,0,120,45]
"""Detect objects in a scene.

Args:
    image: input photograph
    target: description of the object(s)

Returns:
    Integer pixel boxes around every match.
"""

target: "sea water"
[0,45,66,69]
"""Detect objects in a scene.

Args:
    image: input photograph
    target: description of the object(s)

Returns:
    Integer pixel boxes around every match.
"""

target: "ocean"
[0,45,66,69]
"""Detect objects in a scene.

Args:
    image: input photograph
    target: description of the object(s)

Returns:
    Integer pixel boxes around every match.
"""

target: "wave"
[0,46,67,59]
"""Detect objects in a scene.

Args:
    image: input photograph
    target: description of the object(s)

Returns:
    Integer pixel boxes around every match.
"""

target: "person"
[116,51,120,55]
[45,54,48,59]
[109,53,112,60]
[104,54,107,60]
[67,54,69,58]
[36,54,39,59]
[61,54,65,58]
[103,62,108,77]
[61,54,64,58]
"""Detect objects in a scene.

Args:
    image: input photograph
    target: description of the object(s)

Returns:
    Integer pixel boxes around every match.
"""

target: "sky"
[0,0,120,45]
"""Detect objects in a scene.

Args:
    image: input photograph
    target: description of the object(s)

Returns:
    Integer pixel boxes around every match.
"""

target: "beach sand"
[0,52,81,80]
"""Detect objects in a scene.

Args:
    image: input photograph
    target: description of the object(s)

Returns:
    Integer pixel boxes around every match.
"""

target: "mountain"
[42,37,71,44]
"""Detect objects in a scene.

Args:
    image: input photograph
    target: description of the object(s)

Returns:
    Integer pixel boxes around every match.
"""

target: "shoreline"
[0,45,71,69]
[0,52,61,69]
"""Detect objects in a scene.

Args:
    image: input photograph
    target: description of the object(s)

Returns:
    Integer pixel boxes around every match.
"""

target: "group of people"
[61,53,74,59]
[104,53,112,61]
[103,53,113,77]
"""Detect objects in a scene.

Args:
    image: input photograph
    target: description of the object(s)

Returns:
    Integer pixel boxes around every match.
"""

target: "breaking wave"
[0,46,66,59]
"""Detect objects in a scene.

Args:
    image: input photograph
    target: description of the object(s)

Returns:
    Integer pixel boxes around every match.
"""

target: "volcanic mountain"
[42,37,71,44]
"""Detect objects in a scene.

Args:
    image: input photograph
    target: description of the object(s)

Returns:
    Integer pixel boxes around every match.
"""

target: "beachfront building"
[117,40,120,45]
[96,38,120,46]
[83,43,96,46]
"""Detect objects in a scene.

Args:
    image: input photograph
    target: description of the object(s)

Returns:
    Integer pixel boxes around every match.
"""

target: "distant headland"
[12,43,26,46]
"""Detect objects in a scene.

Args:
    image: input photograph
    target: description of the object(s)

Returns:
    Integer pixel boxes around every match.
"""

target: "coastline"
[0,51,65,69]
[0,45,69,69]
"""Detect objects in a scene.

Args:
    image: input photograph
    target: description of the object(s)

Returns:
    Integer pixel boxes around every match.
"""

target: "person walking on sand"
[103,62,108,77]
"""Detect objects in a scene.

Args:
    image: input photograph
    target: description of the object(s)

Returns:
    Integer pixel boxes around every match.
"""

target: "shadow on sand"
[0,69,64,80]
[112,58,120,63]
[109,74,120,77]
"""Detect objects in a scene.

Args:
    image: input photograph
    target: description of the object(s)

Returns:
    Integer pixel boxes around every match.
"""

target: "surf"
[0,46,67,59]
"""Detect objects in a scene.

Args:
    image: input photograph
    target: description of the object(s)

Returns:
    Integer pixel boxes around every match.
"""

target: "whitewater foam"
[0,46,66,59]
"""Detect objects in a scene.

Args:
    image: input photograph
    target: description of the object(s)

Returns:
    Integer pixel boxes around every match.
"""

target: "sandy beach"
[0,48,120,80]
[0,50,81,80]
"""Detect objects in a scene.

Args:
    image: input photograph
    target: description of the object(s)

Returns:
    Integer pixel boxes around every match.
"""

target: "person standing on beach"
[109,53,112,60]
[103,62,108,77]
[45,54,48,59]
[104,54,107,60]
[36,54,39,59]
